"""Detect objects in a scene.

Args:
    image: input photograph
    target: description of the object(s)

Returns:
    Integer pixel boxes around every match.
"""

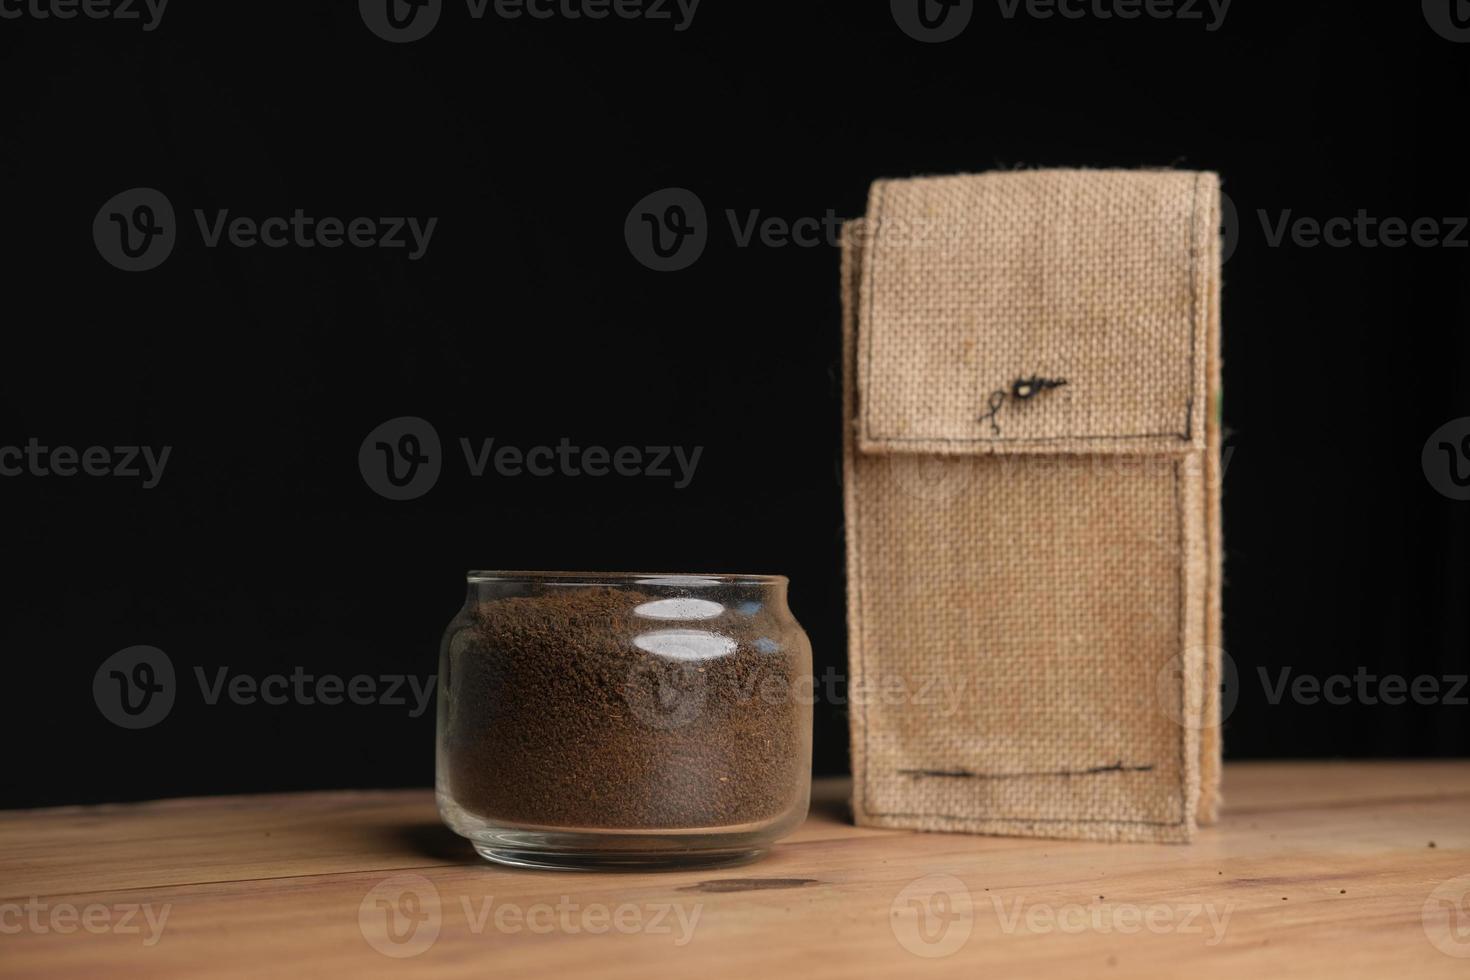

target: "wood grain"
[2,763,1467,978]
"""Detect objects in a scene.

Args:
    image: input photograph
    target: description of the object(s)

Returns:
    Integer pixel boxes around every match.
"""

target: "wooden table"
[2,762,1468,978]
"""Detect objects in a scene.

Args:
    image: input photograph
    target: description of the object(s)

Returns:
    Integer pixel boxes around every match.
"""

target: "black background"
[2,0,1467,809]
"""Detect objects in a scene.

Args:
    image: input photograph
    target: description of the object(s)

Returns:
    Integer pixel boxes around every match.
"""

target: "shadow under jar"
[436,571,813,870]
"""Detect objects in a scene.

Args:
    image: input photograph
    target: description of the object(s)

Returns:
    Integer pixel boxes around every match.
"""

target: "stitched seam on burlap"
[1184,173,1201,442]
[849,221,876,822]
[867,433,1187,444]
[860,180,886,447]
[860,174,1200,446]
[1175,456,1187,826]
[866,813,1187,827]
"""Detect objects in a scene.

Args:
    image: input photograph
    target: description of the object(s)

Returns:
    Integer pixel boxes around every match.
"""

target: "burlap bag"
[842,169,1223,843]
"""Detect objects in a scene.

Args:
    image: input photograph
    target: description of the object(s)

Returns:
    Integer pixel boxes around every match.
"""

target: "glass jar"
[436,571,813,869]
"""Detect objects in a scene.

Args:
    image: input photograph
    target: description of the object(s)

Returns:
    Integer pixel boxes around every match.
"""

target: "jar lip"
[466,570,787,587]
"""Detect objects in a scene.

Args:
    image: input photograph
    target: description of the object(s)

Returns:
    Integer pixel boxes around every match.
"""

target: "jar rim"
[465,570,787,587]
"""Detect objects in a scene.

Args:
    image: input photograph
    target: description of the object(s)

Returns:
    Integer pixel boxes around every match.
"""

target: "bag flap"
[855,169,1218,456]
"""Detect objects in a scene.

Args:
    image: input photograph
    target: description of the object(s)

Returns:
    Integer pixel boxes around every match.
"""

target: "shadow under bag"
[842,169,1224,843]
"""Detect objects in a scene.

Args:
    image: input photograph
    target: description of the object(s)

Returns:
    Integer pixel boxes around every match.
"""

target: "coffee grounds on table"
[442,587,804,830]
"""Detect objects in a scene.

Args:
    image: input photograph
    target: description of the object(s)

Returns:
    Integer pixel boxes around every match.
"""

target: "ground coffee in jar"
[436,573,812,869]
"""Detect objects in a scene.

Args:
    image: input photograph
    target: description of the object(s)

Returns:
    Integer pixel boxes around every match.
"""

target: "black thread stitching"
[976,389,1007,436]
[1175,457,1188,827]
[978,376,1070,435]
[897,762,1155,780]
[857,811,1188,827]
